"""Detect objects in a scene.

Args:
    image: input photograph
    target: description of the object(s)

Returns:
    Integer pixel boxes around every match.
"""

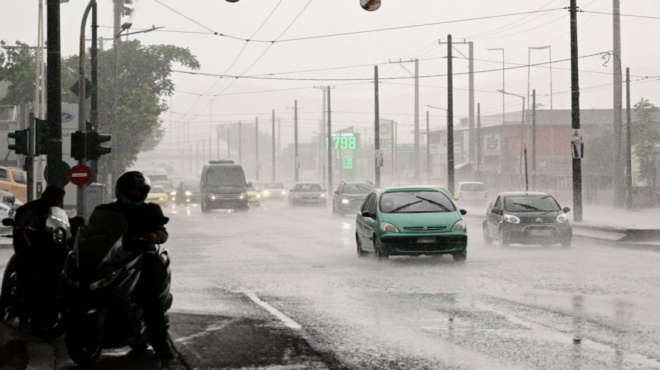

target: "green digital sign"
[325,133,360,150]
[343,157,353,170]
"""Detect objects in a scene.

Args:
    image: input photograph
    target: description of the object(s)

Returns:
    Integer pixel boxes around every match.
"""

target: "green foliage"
[631,98,660,187]
[1,39,199,177]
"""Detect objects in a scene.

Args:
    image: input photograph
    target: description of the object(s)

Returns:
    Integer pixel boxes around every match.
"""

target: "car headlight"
[503,214,520,224]
[211,195,217,200]
[557,213,569,223]
[381,221,399,233]
[281,190,286,195]
[341,198,350,204]
[185,191,192,196]
[263,190,271,196]
[239,192,246,200]
[256,194,260,199]
[170,191,176,196]
[451,219,466,232]
[320,193,326,198]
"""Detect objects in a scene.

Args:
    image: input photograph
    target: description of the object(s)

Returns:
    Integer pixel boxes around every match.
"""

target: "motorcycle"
[60,210,172,365]
[0,207,72,340]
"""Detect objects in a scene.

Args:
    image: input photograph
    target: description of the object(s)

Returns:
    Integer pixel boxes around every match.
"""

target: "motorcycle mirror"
[2,218,14,226]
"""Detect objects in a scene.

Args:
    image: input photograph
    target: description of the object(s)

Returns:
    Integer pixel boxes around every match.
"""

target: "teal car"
[355,186,468,262]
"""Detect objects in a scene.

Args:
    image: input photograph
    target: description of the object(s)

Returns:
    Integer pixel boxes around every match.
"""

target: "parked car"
[174,178,201,205]
[260,182,288,201]
[482,191,572,247]
[146,185,169,205]
[289,182,326,207]
[0,167,27,203]
[355,186,468,262]
[454,181,488,202]
[332,181,375,216]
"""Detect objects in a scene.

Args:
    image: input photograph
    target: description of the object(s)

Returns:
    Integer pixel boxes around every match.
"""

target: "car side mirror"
[361,211,375,219]
[454,196,460,201]
[2,218,14,226]
[562,207,571,213]
[460,209,467,215]
[492,208,503,215]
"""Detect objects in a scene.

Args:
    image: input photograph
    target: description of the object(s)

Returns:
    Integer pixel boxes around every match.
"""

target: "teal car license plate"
[417,237,436,244]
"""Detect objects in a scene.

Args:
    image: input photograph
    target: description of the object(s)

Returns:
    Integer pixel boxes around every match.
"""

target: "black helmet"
[116,171,151,204]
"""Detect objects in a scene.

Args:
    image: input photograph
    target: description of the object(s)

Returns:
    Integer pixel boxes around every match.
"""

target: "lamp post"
[487,48,505,173]
[497,90,525,176]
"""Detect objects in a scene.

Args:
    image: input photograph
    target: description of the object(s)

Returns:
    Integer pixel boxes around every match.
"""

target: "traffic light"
[86,132,111,161]
[8,129,29,156]
[71,131,86,161]
[35,119,48,155]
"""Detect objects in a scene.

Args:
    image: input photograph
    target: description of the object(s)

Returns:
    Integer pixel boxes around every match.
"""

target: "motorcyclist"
[93,171,173,359]
[12,185,67,325]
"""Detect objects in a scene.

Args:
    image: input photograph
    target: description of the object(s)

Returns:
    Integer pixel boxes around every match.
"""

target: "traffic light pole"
[27,113,36,202]
[46,0,65,188]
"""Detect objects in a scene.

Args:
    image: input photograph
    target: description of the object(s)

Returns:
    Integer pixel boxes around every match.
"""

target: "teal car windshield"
[504,195,561,212]
[380,191,456,213]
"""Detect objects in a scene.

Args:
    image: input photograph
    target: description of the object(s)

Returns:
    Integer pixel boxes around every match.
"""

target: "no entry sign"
[67,164,93,186]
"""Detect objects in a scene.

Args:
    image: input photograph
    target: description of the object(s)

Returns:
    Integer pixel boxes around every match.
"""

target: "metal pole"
[27,113,35,202]
[374,67,381,188]
[238,120,242,164]
[112,0,121,183]
[227,126,231,160]
[77,0,95,218]
[570,0,583,221]
[613,0,624,207]
[447,34,455,195]
[532,90,537,190]
[414,58,420,182]
[426,110,430,183]
[255,117,259,180]
[625,68,632,210]
[524,146,529,192]
[272,109,276,180]
[468,42,475,164]
[90,1,98,182]
[294,100,299,182]
[519,97,525,175]
[477,103,481,178]
[327,87,333,192]
[549,46,554,160]
[46,0,64,187]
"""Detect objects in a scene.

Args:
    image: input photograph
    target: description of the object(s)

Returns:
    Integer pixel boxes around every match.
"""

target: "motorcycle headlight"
[557,213,569,223]
[451,219,466,232]
[341,198,350,204]
[504,214,520,224]
[381,221,399,233]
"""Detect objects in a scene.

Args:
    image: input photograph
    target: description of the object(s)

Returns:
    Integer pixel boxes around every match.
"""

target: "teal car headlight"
[341,198,350,204]
[504,214,520,224]
[451,219,466,232]
[557,213,569,223]
[381,221,399,233]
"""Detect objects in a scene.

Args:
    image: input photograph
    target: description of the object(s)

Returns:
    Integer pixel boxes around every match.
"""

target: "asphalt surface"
[1,200,660,369]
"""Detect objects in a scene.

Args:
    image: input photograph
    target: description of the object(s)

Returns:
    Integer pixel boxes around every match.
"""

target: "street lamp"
[487,48,505,173]
[497,90,525,175]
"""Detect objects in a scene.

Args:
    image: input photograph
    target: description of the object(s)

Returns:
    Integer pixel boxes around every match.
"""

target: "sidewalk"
[0,323,27,369]
[577,205,660,229]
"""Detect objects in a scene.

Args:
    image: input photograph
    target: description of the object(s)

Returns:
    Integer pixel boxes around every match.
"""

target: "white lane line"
[174,321,234,344]
[245,291,302,330]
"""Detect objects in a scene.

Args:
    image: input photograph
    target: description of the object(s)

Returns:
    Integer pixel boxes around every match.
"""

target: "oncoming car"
[355,186,468,262]
[289,182,326,207]
[260,182,287,201]
[483,191,572,247]
[146,186,169,205]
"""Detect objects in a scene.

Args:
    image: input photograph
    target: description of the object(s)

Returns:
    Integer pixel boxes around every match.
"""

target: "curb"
[0,323,28,370]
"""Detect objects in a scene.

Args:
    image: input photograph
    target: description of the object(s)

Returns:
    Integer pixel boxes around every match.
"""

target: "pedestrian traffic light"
[71,131,86,161]
[86,132,111,161]
[8,129,29,156]
[35,119,48,155]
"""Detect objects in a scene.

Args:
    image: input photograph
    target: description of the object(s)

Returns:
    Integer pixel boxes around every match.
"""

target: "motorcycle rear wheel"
[65,314,103,365]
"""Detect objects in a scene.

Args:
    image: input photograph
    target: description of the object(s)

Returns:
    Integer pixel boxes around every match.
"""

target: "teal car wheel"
[356,234,368,258]
[452,250,467,263]
[373,237,388,261]
[483,222,492,246]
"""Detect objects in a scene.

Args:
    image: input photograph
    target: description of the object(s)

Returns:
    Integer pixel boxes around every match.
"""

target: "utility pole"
[327,87,333,192]
[111,0,121,185]
[440,39,475,165]
[271,109,276,181]
[426,110,430,183]
[570,0,583,221]
[46,0,64,188]
[447,35,455,195]
[532,90,537,189]
[238,120,242,164]
[625,68,632,210]
[477,103,481,179]
[313,86,327,185]
[487,47,505,173]
[374,66,381,188]
[613,0,624,207]
[90,1,99,182]
[255,117,259,180]
[227,126,231,160]
[294,100,299,182]
[415,59,419,182]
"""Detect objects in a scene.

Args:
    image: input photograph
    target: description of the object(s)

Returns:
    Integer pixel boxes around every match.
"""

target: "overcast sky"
[3,0,660,149]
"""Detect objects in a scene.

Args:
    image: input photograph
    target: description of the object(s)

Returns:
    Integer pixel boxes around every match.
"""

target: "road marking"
[174,322,233,343]
[245,291,302,330]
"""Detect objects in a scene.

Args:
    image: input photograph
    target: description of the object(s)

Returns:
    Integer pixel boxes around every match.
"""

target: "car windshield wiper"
[416,196,451,212]
[512,202,544,211]
[389,200,422,213]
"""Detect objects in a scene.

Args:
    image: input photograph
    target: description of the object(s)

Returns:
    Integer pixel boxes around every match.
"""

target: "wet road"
[2,201,660,369]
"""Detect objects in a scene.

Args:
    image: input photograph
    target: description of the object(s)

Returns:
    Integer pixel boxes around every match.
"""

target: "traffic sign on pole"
[67,164,93,186]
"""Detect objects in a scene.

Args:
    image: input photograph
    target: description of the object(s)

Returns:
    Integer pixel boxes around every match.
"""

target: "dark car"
[332,181,375,216]
[289,182,326,207]
[200,160,249,212]
[483,191,572,247]
[175,179,201,205]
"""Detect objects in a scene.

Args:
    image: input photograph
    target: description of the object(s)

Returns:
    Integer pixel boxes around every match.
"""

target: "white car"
[455,182,488,202]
